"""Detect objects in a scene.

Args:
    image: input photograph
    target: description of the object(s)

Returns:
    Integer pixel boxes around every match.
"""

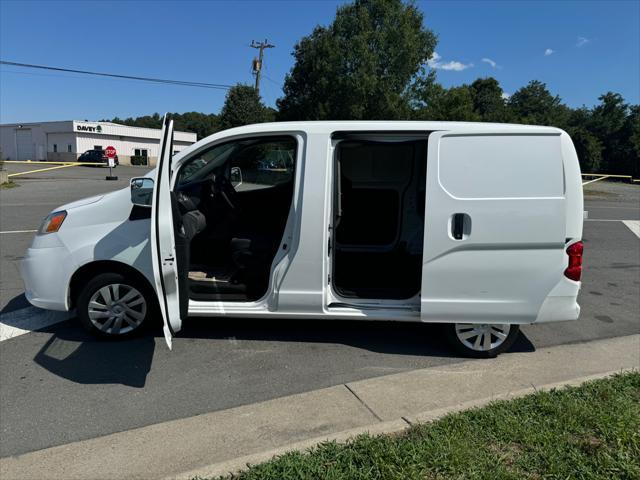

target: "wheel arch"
[68,260,156,310]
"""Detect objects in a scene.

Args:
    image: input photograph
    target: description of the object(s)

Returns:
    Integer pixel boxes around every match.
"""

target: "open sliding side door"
[150,115,186,348]
[420,130,567,324]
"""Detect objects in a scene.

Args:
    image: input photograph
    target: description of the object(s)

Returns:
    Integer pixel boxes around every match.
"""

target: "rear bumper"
[20,242,75,311]
[535,278,581,323]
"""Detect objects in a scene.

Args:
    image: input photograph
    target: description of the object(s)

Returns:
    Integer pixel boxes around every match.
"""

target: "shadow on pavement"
[30,316,535,388]
[1,293,31,315]
[33,322,155,388]
[182,316,536,357]
[1,293,73,338]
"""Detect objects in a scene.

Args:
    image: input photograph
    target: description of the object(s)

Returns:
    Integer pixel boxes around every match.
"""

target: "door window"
[177,136,296,189]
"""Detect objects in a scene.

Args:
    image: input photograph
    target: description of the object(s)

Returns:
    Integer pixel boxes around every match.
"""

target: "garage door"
[16,129,34,160]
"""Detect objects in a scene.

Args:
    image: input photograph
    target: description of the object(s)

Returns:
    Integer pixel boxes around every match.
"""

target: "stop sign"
[105,146,117,158]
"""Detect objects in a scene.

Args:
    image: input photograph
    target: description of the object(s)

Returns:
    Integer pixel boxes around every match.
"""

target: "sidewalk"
[1,334,638,480]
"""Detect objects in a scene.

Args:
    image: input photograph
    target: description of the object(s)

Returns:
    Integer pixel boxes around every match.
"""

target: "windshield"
[177,143,236,185]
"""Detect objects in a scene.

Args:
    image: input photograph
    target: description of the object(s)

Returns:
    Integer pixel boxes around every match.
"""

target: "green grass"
[1,180,17,189]
[215,372,639,480]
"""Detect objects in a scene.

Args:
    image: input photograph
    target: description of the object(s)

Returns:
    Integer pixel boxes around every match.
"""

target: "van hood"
[57,194,105,211]
[54,170,156,213]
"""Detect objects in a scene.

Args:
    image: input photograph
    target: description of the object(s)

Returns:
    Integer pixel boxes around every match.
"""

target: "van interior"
[332,137,427,300]
[172,136,296,302]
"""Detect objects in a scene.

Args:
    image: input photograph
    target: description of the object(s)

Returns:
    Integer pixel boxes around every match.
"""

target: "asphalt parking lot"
[1,166,638,458]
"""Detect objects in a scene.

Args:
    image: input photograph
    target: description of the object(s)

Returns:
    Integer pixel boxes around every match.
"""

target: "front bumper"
[20,239,75,311]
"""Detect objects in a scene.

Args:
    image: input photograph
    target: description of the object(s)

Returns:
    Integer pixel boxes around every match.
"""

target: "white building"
[0,120,197,166]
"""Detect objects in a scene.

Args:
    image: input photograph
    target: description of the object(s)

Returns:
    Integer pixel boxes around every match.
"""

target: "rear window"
[439,134,564,199]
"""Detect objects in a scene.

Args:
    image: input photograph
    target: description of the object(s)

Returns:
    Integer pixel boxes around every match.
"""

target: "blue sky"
[1,0,638,123]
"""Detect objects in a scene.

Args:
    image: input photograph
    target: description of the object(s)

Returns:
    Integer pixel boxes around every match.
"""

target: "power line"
[262,73,282,87]
[0,61,233,90]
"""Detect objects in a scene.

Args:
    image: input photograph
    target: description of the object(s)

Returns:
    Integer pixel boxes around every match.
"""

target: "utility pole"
[250,39,275,96]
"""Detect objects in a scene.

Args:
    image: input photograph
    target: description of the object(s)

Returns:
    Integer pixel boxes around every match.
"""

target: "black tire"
[444,323,520,358]
[76,272,156,339]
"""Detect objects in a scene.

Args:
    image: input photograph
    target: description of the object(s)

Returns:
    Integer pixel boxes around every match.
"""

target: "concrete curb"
[172,368,637,480]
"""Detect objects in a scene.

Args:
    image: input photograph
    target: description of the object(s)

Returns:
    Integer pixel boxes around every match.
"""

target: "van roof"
[174,121,564,164]
[201,121,562,142]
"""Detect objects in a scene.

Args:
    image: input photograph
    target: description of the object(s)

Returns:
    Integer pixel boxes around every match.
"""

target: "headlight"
[38,210,67,234]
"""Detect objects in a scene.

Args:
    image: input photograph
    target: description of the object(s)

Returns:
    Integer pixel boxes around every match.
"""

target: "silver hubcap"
[88,283,147,335]
[455,323,510,352]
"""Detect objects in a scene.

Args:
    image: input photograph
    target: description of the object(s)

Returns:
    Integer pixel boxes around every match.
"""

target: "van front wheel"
[77,272,154,338]
[445,323,520,358]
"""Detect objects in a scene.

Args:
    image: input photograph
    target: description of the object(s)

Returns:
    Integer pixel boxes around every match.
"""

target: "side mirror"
[130,177,154,207]
[230,166,242,187]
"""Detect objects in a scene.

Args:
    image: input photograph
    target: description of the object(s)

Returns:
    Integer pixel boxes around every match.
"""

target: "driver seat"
[212,173,278,288]
[229,234,277,282]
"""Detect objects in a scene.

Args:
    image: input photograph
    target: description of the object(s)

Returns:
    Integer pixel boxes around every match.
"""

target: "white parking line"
[622,220,640,239]
[0,307,72,342]
[0,229,38,234]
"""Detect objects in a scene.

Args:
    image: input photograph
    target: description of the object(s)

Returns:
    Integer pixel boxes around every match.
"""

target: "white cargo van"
[21,117,584,357]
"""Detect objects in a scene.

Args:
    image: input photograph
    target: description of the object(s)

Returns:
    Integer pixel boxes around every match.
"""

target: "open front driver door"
[150,115,186,349]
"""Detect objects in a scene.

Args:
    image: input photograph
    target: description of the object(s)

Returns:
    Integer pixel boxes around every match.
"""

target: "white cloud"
[576,36,590,47]
[428,51,473,71]
[481,57,498,68]
[440,61,474,71]
[544,48,555,56]
[427,51,442,64]
[501,92,511,100]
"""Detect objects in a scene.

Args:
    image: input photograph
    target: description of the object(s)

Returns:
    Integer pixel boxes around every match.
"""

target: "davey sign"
[75,123,103,134]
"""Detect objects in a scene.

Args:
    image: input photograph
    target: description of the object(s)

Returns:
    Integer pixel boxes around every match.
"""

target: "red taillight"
[564,241,583,281]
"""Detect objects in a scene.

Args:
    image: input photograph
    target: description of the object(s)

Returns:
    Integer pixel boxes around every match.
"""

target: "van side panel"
[534,130,583,323]
[421,131,568,324]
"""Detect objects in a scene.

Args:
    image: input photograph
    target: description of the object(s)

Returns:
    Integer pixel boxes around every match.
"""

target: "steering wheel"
[212,174,240,212]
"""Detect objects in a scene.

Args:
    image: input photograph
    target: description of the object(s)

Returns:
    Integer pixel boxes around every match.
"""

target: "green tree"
[105,112,220,140]
[113,113,163,129]
[413,84,480,121]
[627,105,640,176]
[277,0,437,120]
[219,84,270,130]
[588,92,635,173]
[507,80,567,126]
[569,127,603,173]
[470,77,507,122]
[172,112,220,140]
[565,107,602,172]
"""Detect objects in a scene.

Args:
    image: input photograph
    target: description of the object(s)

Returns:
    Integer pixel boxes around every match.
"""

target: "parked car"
[21,117,584,357]
[77,149,119,166]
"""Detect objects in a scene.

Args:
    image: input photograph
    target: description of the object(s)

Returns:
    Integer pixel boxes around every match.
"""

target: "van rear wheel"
[77,272,154,338]
[445,323,520,358]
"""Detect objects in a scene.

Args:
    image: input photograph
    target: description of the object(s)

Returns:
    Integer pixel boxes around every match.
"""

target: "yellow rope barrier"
[3,160,106,166]
[7,164,78,177]
[581,173,638,183]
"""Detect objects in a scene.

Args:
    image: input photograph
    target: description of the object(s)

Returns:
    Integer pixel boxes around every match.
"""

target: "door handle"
[451,213,470,240]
